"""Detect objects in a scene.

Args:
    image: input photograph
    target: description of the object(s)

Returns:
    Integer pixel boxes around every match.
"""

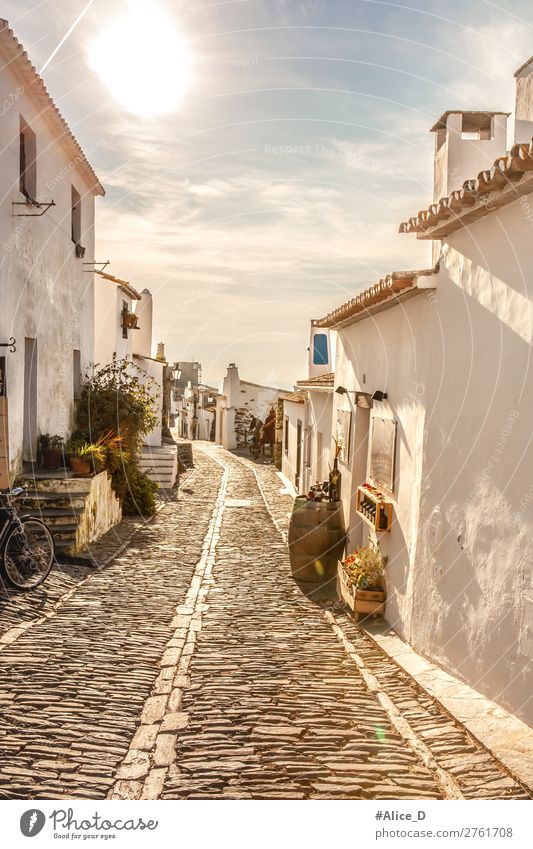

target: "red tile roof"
[315,268,437,328]
[296,373,334,388]
[0,19,104,196]
[280,391,305,404]
[399,138,533,239]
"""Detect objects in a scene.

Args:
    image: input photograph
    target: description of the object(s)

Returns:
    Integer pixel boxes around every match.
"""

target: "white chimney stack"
[431,110,509,202]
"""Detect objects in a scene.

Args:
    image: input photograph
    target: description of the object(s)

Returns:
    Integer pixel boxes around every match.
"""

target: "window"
[19,116,37,199]
[71,186,82,247]
[284,417,289,454]
[313,333,329,366]
[73,349,81,401]
[122,300,128,339]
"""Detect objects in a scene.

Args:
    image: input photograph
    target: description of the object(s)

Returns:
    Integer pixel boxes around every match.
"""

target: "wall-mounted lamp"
[335,385,348,395]
[372,390,388,402]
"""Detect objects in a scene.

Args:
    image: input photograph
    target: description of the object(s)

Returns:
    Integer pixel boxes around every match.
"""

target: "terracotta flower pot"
[43,449,62,470]
[69,456,92,476]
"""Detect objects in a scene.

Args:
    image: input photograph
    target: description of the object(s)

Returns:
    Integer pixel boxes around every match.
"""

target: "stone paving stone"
[0,442,529,801]
[0,453,222,799]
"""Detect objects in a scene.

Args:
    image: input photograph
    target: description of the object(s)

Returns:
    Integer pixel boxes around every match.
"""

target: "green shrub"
[122,467,159,516]
[74,358,160,516]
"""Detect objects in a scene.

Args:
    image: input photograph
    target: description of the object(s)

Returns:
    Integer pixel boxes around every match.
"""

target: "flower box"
[337,560,385,621]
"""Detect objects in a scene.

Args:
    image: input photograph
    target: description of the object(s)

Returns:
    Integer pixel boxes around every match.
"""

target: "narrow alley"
[0,445,528,801]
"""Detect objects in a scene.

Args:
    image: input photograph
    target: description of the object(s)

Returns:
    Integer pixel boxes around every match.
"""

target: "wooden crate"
[356,484,393,532]
[337,561,385,620]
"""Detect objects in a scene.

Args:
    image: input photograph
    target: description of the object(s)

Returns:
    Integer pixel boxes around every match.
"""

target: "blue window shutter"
[313,334,328,366]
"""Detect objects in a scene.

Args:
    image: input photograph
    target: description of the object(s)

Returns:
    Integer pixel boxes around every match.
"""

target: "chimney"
[156,342,166,362]
[431,111,509,201]
[514,56,533,142]
[132,289,153,358]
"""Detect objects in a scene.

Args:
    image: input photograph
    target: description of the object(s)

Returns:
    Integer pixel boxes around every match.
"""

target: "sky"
[4,0,533,388]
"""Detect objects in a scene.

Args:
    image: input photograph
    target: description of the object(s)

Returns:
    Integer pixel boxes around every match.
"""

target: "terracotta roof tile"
[399,137,533,239]
[315,268,437,328]
[296,373,334,388]
[280,391,305,404]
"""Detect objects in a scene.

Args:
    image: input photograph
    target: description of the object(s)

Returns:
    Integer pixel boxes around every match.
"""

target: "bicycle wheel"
[2,517,55,590]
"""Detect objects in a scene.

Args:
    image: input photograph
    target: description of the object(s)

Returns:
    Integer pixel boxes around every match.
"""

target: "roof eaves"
[399,138,533,239]
[96,270,142,300]
[315,268,438,329]
[0,18,104,196]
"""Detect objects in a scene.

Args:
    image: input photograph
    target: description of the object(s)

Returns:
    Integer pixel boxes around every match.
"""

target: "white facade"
[0,19,104,476]
[281,395,306,491]
[216,364,283,451]
[315,63,533,726]
[282,324,335,494]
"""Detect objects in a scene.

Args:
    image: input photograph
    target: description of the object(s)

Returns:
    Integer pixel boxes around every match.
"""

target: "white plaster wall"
[281,399,305,490]
[133,355,163,447]
[0,57,98,473]
[94,277,119,365]
[133,289,153,358]
[332,193,533,725]
[307,391,333,483]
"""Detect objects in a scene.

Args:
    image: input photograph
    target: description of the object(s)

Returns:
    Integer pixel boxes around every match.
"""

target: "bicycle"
[0,487,55,590]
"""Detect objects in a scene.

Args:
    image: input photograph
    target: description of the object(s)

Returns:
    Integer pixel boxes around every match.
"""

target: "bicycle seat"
[9,486,26,498]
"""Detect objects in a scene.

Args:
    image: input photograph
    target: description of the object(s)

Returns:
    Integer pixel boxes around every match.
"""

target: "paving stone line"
[323,610,463,799]
[108,466,229,800]
[160,447,442,799]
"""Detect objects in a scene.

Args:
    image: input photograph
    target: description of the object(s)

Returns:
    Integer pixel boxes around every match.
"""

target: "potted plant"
[338,546,387,620]
[39,434,64,470]
[66,439,105,476]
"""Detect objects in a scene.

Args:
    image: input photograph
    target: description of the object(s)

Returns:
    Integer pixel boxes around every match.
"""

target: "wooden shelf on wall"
[356,484,393,532]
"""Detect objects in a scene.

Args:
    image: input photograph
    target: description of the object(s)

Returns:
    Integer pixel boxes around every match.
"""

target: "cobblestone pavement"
[0,443,529,800]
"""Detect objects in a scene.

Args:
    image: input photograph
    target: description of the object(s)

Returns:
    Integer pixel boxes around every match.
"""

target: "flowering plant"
[341,546,385,591]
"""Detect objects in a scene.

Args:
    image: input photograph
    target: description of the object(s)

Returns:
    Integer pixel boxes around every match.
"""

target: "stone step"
[17,475,93,494]
[19,497,87,513]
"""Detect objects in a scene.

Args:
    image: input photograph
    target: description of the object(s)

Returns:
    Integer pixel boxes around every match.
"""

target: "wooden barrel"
[288,498,346,585]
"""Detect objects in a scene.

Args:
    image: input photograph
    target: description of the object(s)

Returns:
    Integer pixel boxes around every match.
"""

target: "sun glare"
[88,1,191,116]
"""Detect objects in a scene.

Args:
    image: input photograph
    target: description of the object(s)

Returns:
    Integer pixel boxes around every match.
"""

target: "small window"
[71,186,81,246]
[19,116,37,199]
[284,417,289,454]
[0,356,6,398]
[73,349,81,401]
[122,300,128,339]
[313,333,329,366]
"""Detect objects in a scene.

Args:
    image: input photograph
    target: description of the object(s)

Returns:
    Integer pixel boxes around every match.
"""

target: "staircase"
[139,445,178,489]
[16,470,122,556]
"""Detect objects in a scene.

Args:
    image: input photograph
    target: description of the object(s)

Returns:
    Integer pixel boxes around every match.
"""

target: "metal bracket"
[0,338,16,353]
[83,260,110,273]
[12,199,56,217]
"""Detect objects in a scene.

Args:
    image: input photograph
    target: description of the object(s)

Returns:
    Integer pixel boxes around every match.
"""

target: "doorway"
[23,338,38,463]
[296,419,302,492]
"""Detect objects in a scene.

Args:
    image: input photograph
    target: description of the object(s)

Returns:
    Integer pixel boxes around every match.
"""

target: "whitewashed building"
[216,363,284,451]
[281,323,336,494]
[0,18,104,480]
[314,63,533,726]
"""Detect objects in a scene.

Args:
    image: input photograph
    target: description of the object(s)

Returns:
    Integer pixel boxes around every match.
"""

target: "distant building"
[215,363,284,451]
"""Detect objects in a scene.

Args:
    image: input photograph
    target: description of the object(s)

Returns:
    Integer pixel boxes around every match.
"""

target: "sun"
[88,1,191,116]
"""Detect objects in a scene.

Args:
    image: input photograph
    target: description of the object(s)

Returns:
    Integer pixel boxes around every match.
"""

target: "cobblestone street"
[0,444,529,800]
